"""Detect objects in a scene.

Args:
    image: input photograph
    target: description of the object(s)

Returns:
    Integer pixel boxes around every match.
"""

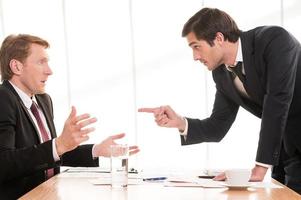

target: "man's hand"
[212,172,226,181]
[93,133,140,157]
[56,106,97,156]
[213,165,268,182]
[249,165,268,181]
[138,105,186,131]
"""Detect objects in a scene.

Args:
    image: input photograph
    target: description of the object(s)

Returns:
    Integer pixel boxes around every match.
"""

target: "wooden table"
[20,172,301,200]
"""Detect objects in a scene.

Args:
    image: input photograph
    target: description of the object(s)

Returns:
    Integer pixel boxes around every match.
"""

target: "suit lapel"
[214,66,244,106]
[20,102,44,143]
[2,80,42,142]
[36,95,56,139]
[214,66,262,117]
[240,32,265,105]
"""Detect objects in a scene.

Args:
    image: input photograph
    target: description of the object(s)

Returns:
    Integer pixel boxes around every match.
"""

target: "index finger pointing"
[138,107,158,113]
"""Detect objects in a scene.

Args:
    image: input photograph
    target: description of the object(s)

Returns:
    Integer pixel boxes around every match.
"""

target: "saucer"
[220,182,252,190]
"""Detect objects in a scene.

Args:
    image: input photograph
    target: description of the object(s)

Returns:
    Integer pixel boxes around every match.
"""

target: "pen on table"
[198,175,215,179]
[143,177,167,181]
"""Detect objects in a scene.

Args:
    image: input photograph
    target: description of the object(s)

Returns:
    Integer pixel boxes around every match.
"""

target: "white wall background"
[0,0,300,174]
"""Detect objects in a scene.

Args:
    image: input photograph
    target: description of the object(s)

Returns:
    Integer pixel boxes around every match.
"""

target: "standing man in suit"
[139,7,301,193]
[0,34,139,199]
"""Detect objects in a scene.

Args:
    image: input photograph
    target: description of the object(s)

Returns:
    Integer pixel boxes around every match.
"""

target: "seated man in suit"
[0,34,139,199]
[139,7,301,194]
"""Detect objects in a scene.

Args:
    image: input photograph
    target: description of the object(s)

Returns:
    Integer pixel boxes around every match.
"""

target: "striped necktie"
[30,101,54,179]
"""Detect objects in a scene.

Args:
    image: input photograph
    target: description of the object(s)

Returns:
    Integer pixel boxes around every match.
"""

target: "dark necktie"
[231,61,245,84]
[30,101,50,142]
[30,101,54,179]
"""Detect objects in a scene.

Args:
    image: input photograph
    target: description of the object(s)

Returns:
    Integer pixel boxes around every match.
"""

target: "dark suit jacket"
[0,80,99,199]
[181,26,301,166]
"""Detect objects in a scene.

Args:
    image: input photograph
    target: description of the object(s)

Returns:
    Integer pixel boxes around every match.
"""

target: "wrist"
[92,144,102,158]
[55,137,66,156]
[255,162,272,169]
[178,116,186,132]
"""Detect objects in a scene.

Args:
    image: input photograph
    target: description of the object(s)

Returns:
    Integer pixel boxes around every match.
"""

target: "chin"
[206,66,214,71]
[36,89,46,94]
[210,64,221,71]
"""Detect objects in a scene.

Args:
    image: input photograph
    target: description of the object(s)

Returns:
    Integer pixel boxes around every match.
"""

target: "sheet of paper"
[60,167,142,179]
[165,181,224,188]
[165,176,283,189]
[64,167,110,173]
[165,177,224,188]
[58,172,108,178]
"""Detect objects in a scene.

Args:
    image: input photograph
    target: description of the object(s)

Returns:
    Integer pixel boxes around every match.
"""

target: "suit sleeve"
[0,90,55,183]
[181,89,239,145]
[256,27,300,165]
[61,144,99,167]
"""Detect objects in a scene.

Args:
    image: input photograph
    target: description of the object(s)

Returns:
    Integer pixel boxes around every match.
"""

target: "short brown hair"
[0,34,49,81]
[182,8,241,46]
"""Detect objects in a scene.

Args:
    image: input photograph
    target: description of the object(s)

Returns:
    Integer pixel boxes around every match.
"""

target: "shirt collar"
[8,81,37,109]
[235,38,243,64]
[225,38,243,71]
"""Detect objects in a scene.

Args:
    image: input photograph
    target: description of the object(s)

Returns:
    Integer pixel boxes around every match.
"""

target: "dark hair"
[182,8,241,46]
[0,34,49,81]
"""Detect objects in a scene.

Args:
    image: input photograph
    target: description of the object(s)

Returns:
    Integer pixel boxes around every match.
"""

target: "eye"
[38,58,48,65]
[192,45,200,50]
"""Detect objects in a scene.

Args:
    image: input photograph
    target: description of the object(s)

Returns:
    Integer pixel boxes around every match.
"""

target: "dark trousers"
[272,147,301,194]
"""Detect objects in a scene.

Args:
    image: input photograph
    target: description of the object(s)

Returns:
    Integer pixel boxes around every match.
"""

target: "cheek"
[203,49,213,60]
[210,48,221,60]
[196,49,205,59]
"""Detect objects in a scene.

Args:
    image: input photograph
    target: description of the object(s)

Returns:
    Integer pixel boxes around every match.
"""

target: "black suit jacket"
[0,80,99,199]
[181,26,301,166]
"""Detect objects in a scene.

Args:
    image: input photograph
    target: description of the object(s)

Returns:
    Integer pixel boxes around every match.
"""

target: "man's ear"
[9,59,23,75]
[215,32,225,44]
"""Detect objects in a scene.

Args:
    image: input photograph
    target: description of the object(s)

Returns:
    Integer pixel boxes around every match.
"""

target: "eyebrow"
[40,57,49,62]
[188,42,197,47]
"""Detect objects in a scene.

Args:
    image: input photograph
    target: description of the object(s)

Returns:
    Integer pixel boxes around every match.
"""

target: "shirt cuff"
[52,139,60,162]
[179,117,188,136]
[255,161,272,168]
[92,144,97,158]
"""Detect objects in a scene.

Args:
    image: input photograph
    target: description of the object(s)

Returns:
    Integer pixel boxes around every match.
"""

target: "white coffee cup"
[225,169,251,186]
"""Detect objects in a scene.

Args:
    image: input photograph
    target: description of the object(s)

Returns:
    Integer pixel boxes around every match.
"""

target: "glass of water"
[110,144,129,188]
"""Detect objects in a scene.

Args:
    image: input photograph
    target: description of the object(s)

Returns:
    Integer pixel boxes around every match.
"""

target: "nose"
[45,64,53,75]
[193,51,201,61]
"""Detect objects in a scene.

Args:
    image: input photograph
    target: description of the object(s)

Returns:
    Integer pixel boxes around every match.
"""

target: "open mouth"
[200,60,207,66]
